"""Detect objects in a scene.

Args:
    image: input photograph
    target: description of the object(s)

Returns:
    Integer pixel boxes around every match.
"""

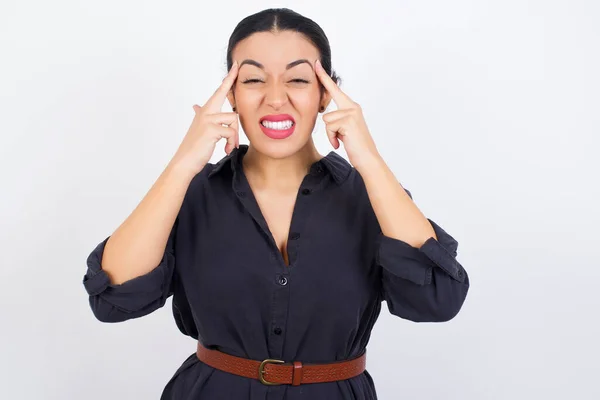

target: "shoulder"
[342,167,413,200]
[180,162,218,208]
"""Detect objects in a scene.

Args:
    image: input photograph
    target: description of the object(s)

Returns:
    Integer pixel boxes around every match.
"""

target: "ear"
[320,91,333,112]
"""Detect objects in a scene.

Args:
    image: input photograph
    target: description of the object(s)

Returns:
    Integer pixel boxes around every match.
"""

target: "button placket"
[266,173,323,357]
[269,272,290,357]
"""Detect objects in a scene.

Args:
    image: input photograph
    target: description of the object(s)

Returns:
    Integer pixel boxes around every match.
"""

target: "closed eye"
[241,79,310,84]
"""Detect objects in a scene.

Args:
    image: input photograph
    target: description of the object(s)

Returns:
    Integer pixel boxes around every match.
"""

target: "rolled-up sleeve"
[82,221,177,323]
[377,214,470,323]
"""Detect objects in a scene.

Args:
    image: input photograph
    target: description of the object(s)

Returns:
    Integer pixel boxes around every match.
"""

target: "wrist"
[165,158,203,181]
[353,151,385,175]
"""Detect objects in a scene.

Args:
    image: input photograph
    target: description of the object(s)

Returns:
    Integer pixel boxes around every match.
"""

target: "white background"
[1,0,598,399]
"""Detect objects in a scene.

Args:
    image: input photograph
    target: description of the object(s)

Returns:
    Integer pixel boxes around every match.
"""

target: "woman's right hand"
[170,61,240,175]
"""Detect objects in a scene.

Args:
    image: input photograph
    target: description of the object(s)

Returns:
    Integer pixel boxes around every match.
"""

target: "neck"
[242,141,323,192]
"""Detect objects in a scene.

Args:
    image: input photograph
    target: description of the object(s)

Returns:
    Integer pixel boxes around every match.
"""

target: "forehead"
[232,31,319,72]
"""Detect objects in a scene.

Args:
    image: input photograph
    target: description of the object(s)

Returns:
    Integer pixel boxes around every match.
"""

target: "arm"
[358,157,469,322]
[100,161,196,285]
[312,57,468,321]
[82,161,197,322]
[358,156,436,248]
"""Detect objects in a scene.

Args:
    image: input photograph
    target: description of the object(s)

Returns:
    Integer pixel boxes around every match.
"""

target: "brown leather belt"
[196,341,366,386]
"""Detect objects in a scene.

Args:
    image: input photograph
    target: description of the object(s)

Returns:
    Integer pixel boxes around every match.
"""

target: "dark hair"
[226,8,341,97]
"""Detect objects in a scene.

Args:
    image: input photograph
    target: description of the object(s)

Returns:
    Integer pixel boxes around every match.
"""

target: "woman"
[82,8,470,400]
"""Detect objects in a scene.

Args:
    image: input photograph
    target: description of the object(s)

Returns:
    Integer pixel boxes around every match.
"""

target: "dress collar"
[207,144,352,185]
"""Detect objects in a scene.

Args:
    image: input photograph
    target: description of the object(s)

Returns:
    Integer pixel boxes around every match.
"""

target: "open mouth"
[259,115,296,140]
[260,119,295,130]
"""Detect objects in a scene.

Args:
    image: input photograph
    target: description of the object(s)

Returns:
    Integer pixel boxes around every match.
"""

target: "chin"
[247,131,312,159]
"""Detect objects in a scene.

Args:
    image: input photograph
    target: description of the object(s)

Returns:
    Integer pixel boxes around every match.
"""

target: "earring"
[320,106,325,112]
[232,106,237,112]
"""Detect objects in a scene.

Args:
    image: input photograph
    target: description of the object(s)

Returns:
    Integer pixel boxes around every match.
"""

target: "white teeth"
[261,120,294,130]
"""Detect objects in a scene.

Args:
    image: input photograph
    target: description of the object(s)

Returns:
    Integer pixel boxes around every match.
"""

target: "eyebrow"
[239,59,314,71]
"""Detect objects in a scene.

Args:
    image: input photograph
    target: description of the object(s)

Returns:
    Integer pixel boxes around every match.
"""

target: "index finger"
[314,59,353,108]
[204,61,239,113]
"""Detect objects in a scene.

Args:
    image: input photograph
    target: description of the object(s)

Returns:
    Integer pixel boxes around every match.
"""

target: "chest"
[176,181,383,340]
[252,191,296,265]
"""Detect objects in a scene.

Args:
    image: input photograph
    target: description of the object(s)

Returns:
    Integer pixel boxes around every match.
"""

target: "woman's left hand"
[314,59,381,170]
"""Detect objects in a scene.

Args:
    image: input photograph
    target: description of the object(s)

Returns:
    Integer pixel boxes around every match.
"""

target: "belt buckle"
[258,358,285,385]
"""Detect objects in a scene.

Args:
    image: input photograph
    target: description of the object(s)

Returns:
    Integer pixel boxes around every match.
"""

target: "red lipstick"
[259,114,296,140]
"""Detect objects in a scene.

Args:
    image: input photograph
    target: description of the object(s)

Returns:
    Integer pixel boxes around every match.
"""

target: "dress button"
[289,232,300,240]
[301,188,311,195]
[273,327,282,335]
[237,191,246,198]
[457,269,463,278]
[278,276,288,286]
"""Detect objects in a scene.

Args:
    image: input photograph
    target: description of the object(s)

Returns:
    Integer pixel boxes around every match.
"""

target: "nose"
[264,81,288,110]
